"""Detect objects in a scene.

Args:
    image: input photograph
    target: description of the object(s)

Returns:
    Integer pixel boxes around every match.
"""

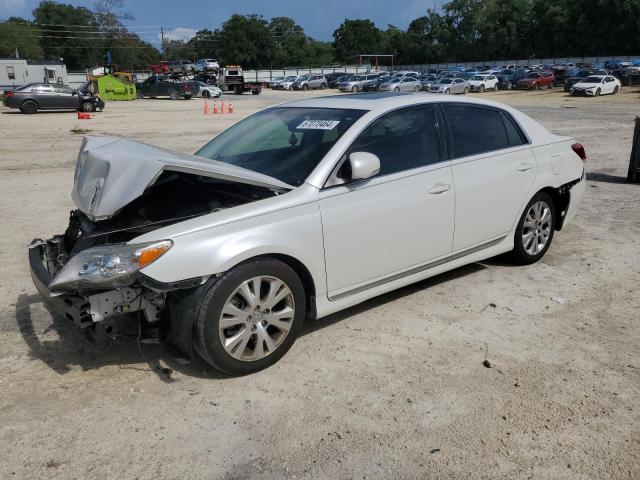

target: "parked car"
[195,81,222,98]
[564,69,609,91]
[468,74,499,92]
[149,61,170,74]
[275,76,299,90]
[420,74,439,91]
[496,68,528,90]
[3,83,104,114]
[516,71,555,90]
[291,74,328,90]
[361,73,391,92]
[268,76,285,88]
[429,78,470,94]
[570,75,621,96]
[194,58,220,73]
[329,74,349,88]
[378,76,422,92]
[29,93,587,375]
[136,76,199,99]
[324,72,346,88]
[338,75,364,92]
[167,60,195,75]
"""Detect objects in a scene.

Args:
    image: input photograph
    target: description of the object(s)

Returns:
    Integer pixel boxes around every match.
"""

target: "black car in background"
[135,75,199,99]
[564,68,609,91]
[2,83,104,114]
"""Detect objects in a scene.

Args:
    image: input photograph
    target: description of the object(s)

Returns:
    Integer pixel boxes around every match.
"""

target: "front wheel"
[136,90,144,99]
[195,259,306,375]
[511,192,555,265]
[595,88,601,96]
[80,101,95,112]
[20,100,38,114]
[302,84,309,91]
[463,87,469,94]
[320,83,327,89]
[202,90,211,98]
[394,87,400,92]
[169,89,178,100]
[444,88,450,95]
[613,85,620,94]
[479,85,485,93]
[413,85,420,92]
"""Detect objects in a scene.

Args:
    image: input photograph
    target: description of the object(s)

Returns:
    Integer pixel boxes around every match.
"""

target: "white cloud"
[162,27,197,43]
[0,0,26,11]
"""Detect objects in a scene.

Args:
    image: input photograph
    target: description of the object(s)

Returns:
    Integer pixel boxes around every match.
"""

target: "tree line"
[1,0,639,71]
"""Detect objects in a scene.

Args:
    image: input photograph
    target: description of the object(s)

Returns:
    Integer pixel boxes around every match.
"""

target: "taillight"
[571,143,587,161]
[183,83,188,92]
[5,91,14,98]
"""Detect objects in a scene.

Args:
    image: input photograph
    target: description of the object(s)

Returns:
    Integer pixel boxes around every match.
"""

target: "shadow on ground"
[15,263,486,380]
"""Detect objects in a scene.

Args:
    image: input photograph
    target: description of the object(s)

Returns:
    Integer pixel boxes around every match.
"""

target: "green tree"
[333,19,383,63]
[269,16,307,66]
[474,0,531,60]
[0,18,44,59]
[212,15,277,68]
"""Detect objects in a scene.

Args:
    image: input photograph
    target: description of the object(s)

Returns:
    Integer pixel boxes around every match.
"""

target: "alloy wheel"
[218,276,295,361]
[522,201,552,255]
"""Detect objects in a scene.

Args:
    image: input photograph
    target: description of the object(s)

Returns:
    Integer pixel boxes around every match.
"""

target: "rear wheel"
[20,100,38,114]
[444,88,450,95]
[169,89,178,100]
[413,85,420,92]
[320,82,327,89]
[351,85,357,92]
[302,84,309,91]
[136,90,144,99]
[511,192,555,265]
[195,259,306,375]
[463,87,469,94]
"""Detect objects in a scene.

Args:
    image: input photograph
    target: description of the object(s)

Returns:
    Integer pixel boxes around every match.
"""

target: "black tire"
[136,90,144,99]
[547,83,552,89]
[595,88,601,96]
[479,85,485,93]
[20,100,38,114]
[394,87,400,92]
[413,85,420,92]
[252,89,260,95]
[463,87,469,94]
[80,101,95,112]
[195,258,306,375]
[507,81,513,90]
[302,84,309,91]
[510,192,556,265]
[351,85,357,92]
[202,90,211,98]
[444,88,450,95]
[614,85,620,94]
[169,89,178,100]
[320,82,327,89]
[184,94,192,100]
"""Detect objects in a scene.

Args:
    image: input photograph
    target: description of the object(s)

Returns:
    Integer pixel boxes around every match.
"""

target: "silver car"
[276,76,299,90]
[379,76,422,92]
[338,75,364,92]
[291,74,328,90]
[429,78,470,94]
[268,76,285,88]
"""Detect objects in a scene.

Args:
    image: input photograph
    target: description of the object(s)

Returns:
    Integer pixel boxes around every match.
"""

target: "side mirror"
[348,152,380,181]
[71,90,78,95]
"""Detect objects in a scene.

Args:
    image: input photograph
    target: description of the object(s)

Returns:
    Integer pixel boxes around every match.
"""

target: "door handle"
[517,163,533,172]
[428,183,451,194]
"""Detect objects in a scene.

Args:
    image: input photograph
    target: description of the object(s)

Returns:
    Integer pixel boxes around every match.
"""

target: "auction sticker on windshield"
[297,120,340,130]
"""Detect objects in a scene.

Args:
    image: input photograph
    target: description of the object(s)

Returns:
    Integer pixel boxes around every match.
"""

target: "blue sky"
[1,0,442,44]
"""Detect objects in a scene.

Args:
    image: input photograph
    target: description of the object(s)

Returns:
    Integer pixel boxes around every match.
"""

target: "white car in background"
[276,76,299,90]
[195,81,222,98]
[468,74,499,92]
[194,58,220,73]
[570,75,621,96]
[29,93,586,375]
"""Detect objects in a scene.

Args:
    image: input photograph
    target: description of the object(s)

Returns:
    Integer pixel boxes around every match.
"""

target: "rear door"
[32,84,54,108]
[442,103,535,251]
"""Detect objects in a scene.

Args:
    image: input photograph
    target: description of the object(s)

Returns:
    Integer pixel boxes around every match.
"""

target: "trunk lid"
[72,135,292,221]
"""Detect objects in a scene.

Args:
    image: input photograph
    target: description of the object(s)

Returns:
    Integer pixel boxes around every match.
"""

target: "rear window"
[444,105,526,158]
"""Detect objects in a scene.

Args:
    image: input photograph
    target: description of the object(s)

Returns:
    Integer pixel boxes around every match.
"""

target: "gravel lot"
[1,88,639,480]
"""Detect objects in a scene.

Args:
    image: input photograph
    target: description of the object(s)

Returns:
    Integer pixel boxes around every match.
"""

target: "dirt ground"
[1,87,639,480]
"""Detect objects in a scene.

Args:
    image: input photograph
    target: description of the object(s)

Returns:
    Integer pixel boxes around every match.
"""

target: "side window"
[34,85,53,93]
[346,106,441,177]
[7,66,15,79]
[501,112,527,146]
[444,105,511,157]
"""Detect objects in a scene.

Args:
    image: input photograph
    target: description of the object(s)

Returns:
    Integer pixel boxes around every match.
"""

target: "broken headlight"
[48,240,172,291]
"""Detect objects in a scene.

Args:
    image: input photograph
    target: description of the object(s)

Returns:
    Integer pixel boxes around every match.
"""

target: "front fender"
[140,201,327,298]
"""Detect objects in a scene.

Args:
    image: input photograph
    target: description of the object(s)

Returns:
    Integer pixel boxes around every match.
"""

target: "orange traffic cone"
[77,112,92,120]
[203,98,210,114]
[228,102,234,113]
[212,100,219,114]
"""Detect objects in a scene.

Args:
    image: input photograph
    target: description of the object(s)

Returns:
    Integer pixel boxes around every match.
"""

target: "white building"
[0,59,68,92]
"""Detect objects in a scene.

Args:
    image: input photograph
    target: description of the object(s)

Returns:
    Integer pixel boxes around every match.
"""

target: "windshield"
[470,75,486,80]
[500,70,511,75]
[439,79,453,84]
[582,76,603,83]
[525,73,540,78]
[284,76,297,81]
[196,107,367,186]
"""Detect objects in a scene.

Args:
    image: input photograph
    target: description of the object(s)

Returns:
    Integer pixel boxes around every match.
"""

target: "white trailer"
[0,59,68,92]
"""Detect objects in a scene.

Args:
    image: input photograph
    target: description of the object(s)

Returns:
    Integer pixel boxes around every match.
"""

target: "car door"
[32,84,54,108]
[442,103,535,251]
[51,84,77,109]
[319,105,455,296]
[604,76,615,93]
[452,78,464,93]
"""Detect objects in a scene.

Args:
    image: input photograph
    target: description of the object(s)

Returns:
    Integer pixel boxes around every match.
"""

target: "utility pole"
[160,26,165,56]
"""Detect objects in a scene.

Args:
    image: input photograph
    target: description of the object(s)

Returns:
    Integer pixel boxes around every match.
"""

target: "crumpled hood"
[71,135,292,221]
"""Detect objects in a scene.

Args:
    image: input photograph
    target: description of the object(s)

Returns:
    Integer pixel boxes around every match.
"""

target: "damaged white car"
[30,93,586,375]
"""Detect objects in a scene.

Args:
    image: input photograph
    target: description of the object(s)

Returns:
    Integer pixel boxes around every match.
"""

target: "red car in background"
[150,61,170,74]
[517,71,555,89]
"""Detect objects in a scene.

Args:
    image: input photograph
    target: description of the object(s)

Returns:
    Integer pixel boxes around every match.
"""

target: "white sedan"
[196,81,222,98]
[468,74,499,92]
[570,75,621,96]
[30,93,586,375]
